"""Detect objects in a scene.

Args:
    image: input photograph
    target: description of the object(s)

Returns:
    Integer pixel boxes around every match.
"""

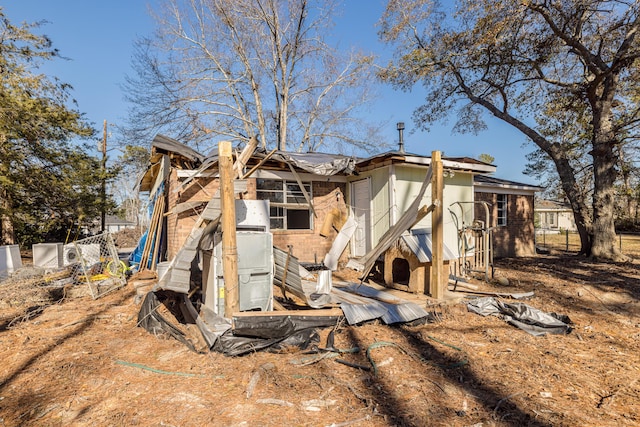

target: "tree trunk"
[589,79,628,262]
[0,187,15,245]
[590,141,625,261]
[551,154,592,256]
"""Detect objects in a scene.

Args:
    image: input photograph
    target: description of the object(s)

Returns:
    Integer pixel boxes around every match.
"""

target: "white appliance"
[63,243,101,267]
[32,243,64,269]
[0,245,22,278]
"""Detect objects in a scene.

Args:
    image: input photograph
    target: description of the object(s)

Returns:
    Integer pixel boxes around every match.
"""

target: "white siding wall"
[355,165,474,254]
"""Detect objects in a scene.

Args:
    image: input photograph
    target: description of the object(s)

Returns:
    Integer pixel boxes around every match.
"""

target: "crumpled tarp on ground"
[467,297,572,336]
[138,290,325,356]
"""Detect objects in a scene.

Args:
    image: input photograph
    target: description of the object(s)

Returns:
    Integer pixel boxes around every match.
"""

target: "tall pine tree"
[0,10,110,245]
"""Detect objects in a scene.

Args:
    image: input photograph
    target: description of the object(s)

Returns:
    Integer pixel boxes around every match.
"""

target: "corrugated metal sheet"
[152,134,205,164]
[400,228,457,263]
[340,302,389,325]
[273,247,332,308]
[331,283,429,325]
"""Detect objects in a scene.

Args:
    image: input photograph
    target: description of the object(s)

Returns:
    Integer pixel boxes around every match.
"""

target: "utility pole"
[101,120,107,232]
[219,140,239,316]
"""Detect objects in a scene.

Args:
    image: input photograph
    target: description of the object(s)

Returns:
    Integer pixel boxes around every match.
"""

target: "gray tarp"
[138,290,322,356]
[467,297,572,336]
[271,152,356,176]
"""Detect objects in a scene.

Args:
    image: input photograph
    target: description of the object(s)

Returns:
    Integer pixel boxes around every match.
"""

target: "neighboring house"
[104,215,137,233]
[473,175,543,258]
[535,199,577,232]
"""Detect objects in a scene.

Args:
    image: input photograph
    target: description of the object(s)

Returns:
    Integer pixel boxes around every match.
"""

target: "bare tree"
[379,0,640,261]
[123,0,383,153]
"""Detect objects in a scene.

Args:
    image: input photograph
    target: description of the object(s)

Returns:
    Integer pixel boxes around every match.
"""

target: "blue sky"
[3,0,537,183]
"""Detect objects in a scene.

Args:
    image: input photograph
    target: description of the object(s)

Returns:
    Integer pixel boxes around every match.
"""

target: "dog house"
[383,229,456,295]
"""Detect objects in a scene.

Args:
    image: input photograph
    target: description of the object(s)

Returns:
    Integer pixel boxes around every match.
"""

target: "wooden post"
[219,141,239,316]
[101,120,107,232]
[430,151,444,299]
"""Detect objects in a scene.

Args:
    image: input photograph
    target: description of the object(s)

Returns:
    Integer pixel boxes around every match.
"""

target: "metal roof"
[474,174,543,191]
[332,283,430,325]
[151,134,205,164]
[355,150,497,174]
[400,228,458,262]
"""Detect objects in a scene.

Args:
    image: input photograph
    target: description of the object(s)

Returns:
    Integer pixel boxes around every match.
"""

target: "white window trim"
[497,194,507,227]
[257,178,313,230]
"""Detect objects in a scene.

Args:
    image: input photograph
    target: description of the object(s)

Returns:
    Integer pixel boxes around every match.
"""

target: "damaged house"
[136,135,501,285]
[136,134,355,267]
[133,134,538,355]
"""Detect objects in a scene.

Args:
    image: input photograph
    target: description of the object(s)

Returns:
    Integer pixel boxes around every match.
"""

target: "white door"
[351,178,371,257]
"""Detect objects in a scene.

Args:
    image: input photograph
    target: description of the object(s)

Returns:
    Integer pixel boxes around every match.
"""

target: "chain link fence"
[63,232,127,299]
[535,229,640,258]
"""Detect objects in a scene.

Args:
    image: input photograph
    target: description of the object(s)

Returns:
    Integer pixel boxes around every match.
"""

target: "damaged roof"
[264,151,357,176]
[474,175,543,193]
[138,135,501,193]
[355,150,497,174]
[151,134,205,164]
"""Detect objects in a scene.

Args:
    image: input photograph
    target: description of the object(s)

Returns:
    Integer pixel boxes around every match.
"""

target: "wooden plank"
[288,163,317,218]
[232,308,343,318]
[150,196,165,270]
[242,147,277,179]
[172,200,207,215]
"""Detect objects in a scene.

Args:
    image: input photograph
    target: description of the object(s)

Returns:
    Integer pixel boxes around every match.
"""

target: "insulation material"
[323,216,357,271]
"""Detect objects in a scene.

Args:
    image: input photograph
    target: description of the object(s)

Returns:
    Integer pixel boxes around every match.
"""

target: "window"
[256,179,312,230]
[547,212,557,228]
[497,194,507,226]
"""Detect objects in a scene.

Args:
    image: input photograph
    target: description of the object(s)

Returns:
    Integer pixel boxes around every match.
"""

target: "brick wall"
[474,192,536,258]
[165,171,348,264]
[165,170,219,260]
[249,180,349,264]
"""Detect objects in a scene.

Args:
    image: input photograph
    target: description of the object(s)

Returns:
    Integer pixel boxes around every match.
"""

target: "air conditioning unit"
[63,243,100,267]
[0,244,22,278]
[63,244,80,266]
[204,231,273,316]
[32,243,64,269]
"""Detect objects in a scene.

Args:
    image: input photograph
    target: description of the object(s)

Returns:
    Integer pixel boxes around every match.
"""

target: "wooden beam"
[219,141,239,316]
[232,308,344,318]
[430,151,444,299]
[288,163,317,218]
[242,147,277,179]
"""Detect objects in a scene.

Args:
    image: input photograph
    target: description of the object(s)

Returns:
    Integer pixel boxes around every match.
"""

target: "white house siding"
[357,164,474,256]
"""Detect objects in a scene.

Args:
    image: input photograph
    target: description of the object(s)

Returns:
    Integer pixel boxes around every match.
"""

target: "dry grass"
[0,256,638,426]
[536,231,640,258]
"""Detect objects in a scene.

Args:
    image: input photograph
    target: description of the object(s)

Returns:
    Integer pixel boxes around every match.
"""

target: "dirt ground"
[0,254,638,427]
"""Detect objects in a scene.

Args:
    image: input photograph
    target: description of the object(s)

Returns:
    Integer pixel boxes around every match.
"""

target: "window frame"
[256,178,313,230]
[496,194,508,227]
